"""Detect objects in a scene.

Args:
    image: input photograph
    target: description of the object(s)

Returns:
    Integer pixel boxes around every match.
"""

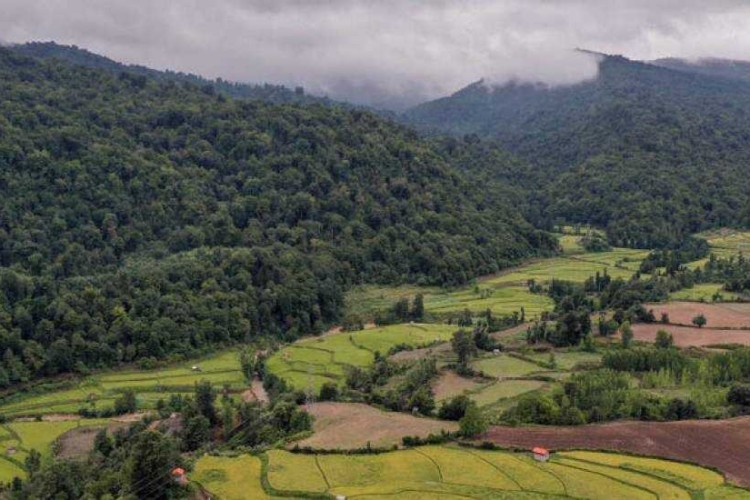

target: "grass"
[525,350,603,370]
[699,229,750,259]
[0,418,110,482]
[267,324,457,391]
[484,249,648,287]
[472,355,542,378]
[254,446,743,499]
[0,349,246,418]
[193,454,268,499]
[470,380,547,407]
[669,283,745,302]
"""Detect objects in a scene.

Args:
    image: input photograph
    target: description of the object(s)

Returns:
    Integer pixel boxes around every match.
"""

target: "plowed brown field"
[631,323,750,347]
[485,417,750,487]
[646,302,750,328]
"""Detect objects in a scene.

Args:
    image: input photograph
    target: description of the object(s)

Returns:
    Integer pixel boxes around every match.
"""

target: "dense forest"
[0,48,556,383]
[405,54,750,247]
[9,42,330,106]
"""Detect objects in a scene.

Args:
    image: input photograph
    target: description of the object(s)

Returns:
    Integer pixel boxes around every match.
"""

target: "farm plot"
[267,324,456,391]
[699,229,750,259]
[470,380,547,407]
[472,354,542,378]
[630,323,750,347]
[345,248,645,322]
[486,416,750,488]
[525,350,603,370]
[193,454,268,500]
[258,445,743,499]
[669,284,745,302]
[0,349,245,418]
[646,302,750,329]
[297,402,458,449]
[0,419,109,482]
[432,371,486,401]
[483,248,648,286]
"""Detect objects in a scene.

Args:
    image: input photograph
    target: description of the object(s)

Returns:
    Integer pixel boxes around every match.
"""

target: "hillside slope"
[9,41,331,106]
[0,48,555,384]
[405,54,750,246]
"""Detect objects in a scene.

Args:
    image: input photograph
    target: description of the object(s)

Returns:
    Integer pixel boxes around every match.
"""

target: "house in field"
[532,447,550,462]
[171,467,188,485]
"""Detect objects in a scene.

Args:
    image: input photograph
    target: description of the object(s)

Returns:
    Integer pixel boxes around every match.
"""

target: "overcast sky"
[3,0,750,109]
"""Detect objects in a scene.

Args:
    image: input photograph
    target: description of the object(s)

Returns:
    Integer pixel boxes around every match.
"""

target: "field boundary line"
[559,456,694,495]
[314,455,331,490]
[460,448,522,490]
[412,448,444,482]
[552,458,660,498]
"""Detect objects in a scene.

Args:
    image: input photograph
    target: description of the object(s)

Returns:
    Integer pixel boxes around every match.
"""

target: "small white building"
[532,447,550,462]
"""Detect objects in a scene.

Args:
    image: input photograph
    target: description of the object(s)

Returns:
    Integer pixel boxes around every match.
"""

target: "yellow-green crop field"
[699,229,750,259]
[267,324,456,391]
[0,349,244,418]
[0,419,109,482]
[346,247,647,321]
[194,446,748,499]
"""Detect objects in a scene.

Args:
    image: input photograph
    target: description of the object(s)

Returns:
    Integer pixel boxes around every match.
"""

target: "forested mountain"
[405,54,750,247]
[652,57,750,84]
[0,48,556,384]
[9,41,331,106]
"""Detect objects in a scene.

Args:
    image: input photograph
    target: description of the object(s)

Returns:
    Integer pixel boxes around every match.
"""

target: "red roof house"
[532,447,550,461]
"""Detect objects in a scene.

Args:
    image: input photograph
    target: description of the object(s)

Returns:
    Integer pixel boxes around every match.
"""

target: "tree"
[126,431,181,499]
[93,429,113,457]
[182,414,211,451]
[411,294,425,321]
[451,330,476,371]
[655,330,674,349]
[195,380,218,424]
[459,403,488,437]
[114,389,137,414]
[692,314,707,328]
[319,382,339,401]
[621,321,634,348]
[727,384,750,407]
[438,395,471,421]
[25,449,41,476]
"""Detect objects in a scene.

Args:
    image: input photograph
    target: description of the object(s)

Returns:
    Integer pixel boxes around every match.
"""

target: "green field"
[484,249,648,287]
[267,324,457,391]
[700,229,750,259]
[346,247,646,322]
[470,379,548,407]
[472,355,542,378]
[192,446,747,499]
[0,349,245,418]
[0,419,109,482]
[670,283,745,302]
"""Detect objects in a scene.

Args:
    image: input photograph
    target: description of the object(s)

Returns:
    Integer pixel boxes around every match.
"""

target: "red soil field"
[646,302,750,329]
[485,417,750,487]
[631,323,750,347]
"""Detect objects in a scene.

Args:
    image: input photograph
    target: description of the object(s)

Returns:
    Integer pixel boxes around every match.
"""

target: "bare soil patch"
[296,402,458,449]
[485,417,750,487]
[57,421,129,459]
[630,323,750,347]
[432,371,485,401]
[646,302,750,329]
[241,378,269,404]
[389,342,452,362]
[14,413,81,422]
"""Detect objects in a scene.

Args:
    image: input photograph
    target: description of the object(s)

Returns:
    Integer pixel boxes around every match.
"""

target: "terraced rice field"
[700,229,750,259]
[0,349,244,418]
[0,419,109,482]
[247,446,746,499]
[267,323,457,391]
[345,247,646,323]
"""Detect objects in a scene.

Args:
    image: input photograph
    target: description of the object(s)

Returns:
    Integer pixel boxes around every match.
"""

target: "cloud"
[2,0,750,109]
